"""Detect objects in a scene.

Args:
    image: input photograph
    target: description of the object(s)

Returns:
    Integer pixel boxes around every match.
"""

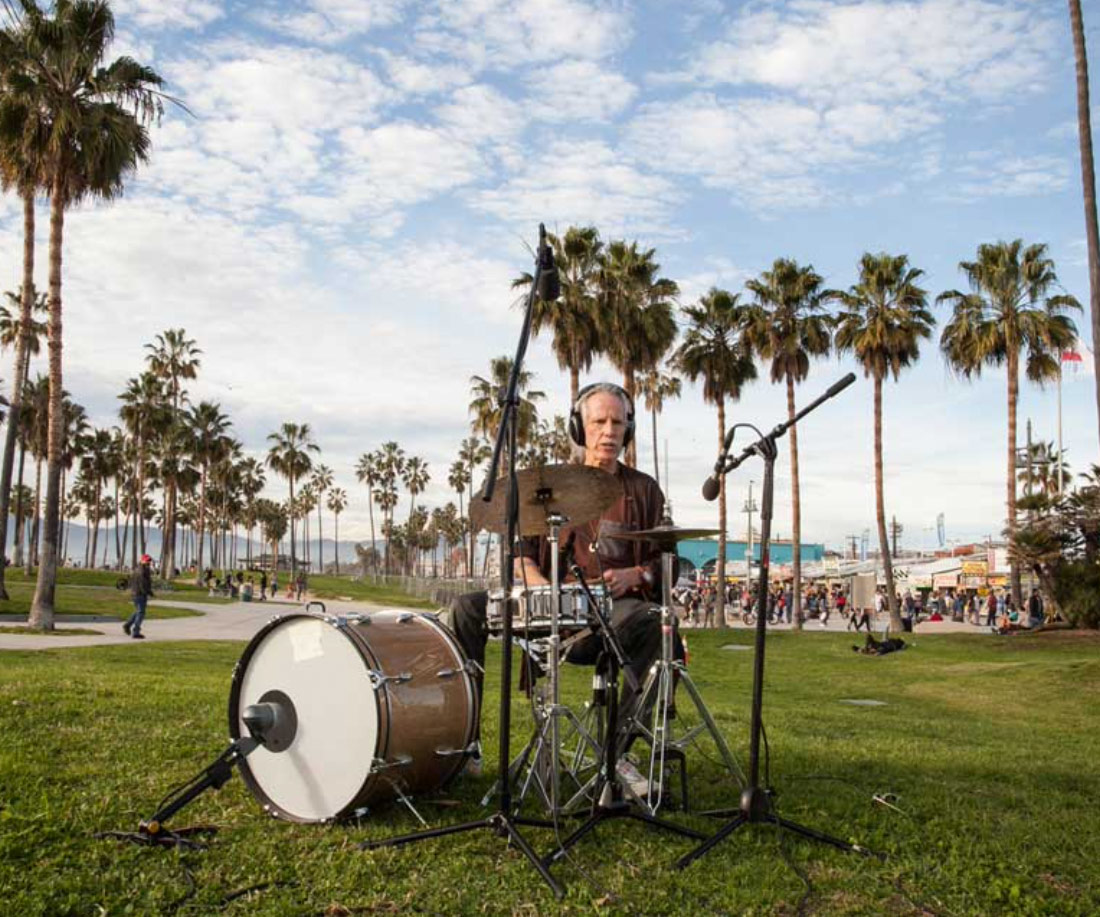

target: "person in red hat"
[124,554,155,640]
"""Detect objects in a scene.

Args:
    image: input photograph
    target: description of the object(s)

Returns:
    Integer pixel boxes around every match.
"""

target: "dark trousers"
[451,590,667,741]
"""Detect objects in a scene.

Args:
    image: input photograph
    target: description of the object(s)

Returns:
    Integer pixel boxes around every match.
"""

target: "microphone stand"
[361,226,564,899]
[677,374,880,869]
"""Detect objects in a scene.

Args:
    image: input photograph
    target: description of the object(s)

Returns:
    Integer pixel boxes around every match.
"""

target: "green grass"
[0,582,202,621]
[0,629,1097,915]
[0,625,102,636]
[302,573,436,609]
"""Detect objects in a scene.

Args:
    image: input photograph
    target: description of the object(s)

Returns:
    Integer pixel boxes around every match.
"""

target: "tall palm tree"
[10,0,172,629]
[355,450,381,576]
[119,371,168,565]
[1069,0,1100,449]
[58,396,87,564]
[457,436,491,576]
[150,418,195,577]
[266,422,319,578]
[0,287,45,597]
[78,426,114,571]
[469,356,545,460]
[237,457,265,566]
[636,367,682,487]
[327,486,346,575]
[673,288,758,627]
[939,240,1080,606]
[447,460,470,576]
[309,463,332,574]
[597,240,679,467]
[23,373,49,572]
[832,253,934,631]
[402,456,430,574]
[512,225,605,404]
[374,442,406,575]
[188,401,230,580]
[745,258,832,629]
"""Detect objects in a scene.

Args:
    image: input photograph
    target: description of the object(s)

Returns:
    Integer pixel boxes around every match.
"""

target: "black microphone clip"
[537,224,561,301]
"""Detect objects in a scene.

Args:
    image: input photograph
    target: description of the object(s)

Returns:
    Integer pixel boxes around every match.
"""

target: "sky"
[0,0,1098,554]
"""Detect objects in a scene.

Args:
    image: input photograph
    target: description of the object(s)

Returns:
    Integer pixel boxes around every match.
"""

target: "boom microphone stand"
[677,373,879,870]
[361,226,564,898]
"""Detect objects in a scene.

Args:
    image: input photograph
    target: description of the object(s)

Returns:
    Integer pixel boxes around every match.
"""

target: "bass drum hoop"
[227,613,387,824]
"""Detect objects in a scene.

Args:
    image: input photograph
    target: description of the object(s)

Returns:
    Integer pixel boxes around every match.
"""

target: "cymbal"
[615,524,721,547]
[470,464,620,536]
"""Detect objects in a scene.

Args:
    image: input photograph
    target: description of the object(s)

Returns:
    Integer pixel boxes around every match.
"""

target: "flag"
[1061,350,1083,363]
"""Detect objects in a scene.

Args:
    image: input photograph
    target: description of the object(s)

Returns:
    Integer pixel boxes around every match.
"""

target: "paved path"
[0,595,392,651]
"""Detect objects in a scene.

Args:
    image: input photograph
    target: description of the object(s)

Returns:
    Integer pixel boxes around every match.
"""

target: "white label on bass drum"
[291,624,324,662]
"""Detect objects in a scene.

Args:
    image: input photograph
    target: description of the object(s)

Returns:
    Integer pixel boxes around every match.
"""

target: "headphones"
[567,382,635,449]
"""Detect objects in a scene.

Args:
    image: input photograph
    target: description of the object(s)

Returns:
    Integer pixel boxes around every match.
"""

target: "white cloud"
[380,53,473,95]
[528,60,638,123]
[414,0,632,72]
[112,0,224,30]
[471,140,681,238]
[667,0,1056,107]
[258,0,412,44]
[952,154,1071,201]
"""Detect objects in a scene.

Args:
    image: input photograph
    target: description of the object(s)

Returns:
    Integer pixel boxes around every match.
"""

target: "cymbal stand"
[543,568,707,872]
[512,513,603,816]
[622,550,745,814]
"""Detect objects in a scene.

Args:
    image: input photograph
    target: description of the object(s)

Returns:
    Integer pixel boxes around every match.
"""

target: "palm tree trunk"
[457,489,466,576]
[29,188,65,630]
[0,189,36,599]
[88,479,102,571]
[26,455,42,574]
[623,366,637,467]
[569,362,580,409]
[289,475,297,578]
[465,478,475,578]
[787,375,802,631]
[1069,0,1100,452]
[334,512,340,574]
[195,467,207,582]
[317,501,323,575]
[13,442,26,568]
[1007,351,1022,607]
[113,480,122,569]
[716,397,727,628]
[874,375,902,630]
[367,485,378,577]
[651,405,660,486]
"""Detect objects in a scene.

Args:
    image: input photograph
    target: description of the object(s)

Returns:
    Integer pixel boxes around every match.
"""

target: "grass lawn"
[302,573,436,609]
[0,629,1097,915]
[0,582,202,621]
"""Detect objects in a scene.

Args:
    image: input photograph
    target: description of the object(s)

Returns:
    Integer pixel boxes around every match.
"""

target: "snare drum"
[487,583,606,634]
[228,610,477,823]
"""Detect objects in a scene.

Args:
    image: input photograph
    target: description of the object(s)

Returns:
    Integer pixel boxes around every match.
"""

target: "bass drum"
[228,610,478,823]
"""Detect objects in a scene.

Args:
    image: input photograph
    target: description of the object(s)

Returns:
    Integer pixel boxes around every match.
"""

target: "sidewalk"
[0,595,390,651]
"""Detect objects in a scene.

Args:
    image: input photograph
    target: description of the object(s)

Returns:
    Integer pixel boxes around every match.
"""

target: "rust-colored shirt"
[519,462,665,600]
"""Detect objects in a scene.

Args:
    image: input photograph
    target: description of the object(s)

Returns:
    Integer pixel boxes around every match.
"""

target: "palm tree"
[469,356,545,457]
[447,460,470,576]
[457,436,490,576]
[673,288,758,627]
[266,422,319,578]
[636,367,682,487]
[512,225,605,404]
[1069,0,1100,449]
[188,401,230,580]
[58,396,87,564]
[745,258,832,629]
[0,287,45,597]
[402,456,430,574]
[939,240,1080,607]
[23,373,49,573]
[327,487,346,574]
[832,253,934,631]
[77,426,113,572]
[9,0,172,629]
[597,240,679,467]
[373,442,405,574]
[309,463,333,574]
[150,418,196,577]
[119,371,169,565]
[355,450,381,576]
[237,457,265,566]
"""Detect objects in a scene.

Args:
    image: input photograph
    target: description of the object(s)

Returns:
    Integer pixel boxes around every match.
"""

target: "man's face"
[583,391,627,464]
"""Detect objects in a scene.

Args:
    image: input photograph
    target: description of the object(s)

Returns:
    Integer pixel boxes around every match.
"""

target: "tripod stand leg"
[676,667,746,785]
[674,813,747,869]
[499,816,566,897]
[624,808,706,840]
[768,814,873,856]
[361,816,492,850]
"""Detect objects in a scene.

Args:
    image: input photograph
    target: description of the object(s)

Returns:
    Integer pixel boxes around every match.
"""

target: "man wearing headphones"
[451,382,668,770]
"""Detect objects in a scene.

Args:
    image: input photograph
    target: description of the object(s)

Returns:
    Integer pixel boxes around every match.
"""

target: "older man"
[452,382,671,770]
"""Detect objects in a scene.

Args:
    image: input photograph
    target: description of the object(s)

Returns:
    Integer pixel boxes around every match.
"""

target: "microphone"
[701,475,721,502]
[825,372,857,399]
[702,424,738,501]
[537,224,561,301]
[562,530,578,567]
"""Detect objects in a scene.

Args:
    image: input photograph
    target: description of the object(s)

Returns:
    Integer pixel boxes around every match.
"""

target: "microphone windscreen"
[702,476,721,502]
[826,372,857,398]
[539,267,561,301]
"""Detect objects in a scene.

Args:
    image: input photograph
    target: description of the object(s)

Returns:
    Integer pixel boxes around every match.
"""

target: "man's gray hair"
[577,382,632,423]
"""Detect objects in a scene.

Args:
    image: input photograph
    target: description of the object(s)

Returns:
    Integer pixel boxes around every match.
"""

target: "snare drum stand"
[620,549,745,814]
[513,513,603,817]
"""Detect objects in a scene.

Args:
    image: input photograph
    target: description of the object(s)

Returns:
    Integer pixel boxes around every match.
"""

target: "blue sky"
[0,0,1096,552]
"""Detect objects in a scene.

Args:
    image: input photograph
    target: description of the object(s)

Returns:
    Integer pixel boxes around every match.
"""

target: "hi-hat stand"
[360,226,564,898]
[543,569,706,871]
[677,373,879,869]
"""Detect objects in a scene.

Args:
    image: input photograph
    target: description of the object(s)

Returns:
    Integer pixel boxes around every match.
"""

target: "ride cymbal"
[470,464,620,536]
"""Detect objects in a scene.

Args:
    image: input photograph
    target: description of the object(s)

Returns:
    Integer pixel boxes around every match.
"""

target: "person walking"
[1027,588,1043,628]
[985,591,997,628]
[295,571,307,602]
[260,570,268,602]
[124,554,154,640]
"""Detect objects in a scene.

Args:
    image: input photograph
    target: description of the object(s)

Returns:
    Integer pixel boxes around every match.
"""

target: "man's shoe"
[616,757,650,798]
[123,621,131,635]
[132,633,146,640]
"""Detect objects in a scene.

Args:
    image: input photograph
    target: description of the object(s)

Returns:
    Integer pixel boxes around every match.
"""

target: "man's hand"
[602,566,642,598]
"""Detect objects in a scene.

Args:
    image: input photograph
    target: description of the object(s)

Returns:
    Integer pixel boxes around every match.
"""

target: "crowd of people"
[199,566,309,602]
